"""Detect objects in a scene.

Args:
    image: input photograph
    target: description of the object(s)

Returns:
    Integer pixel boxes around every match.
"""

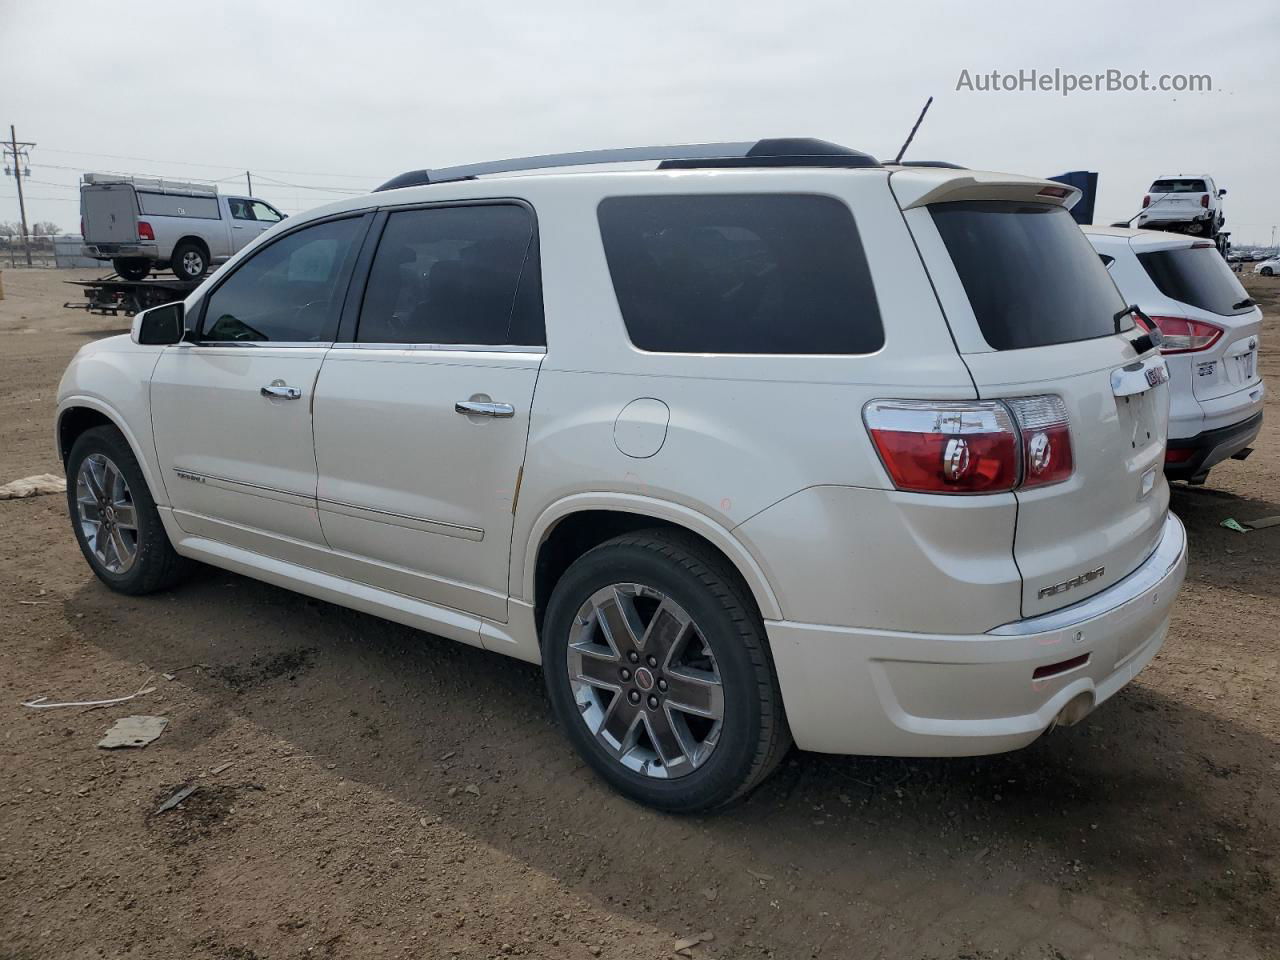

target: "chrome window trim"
[317,497,484,542]
[331,342,546,355]
[181,340,335,349]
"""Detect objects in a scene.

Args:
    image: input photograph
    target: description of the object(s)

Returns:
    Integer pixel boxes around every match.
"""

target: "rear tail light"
[1004,396,1073,488]
[1142,195,1151,208]
[137,220,155,241]
[864,397,1073,494]
[1143,315,1223,354]
[1200,194,1210,208]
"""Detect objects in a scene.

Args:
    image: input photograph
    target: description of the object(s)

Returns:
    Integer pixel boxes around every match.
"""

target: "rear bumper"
[82,242,157,259]
[766,513,1187,756]
[1165,411,1263,481]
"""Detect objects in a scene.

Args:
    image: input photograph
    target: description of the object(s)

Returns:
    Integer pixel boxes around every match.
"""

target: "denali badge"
[174,470,206,484]
[1038,566,1105,599]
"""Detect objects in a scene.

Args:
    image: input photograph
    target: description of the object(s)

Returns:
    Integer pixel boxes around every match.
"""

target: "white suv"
[1136,174,1225,238]
[1086,227,1264,483]
[56,139,1187,811]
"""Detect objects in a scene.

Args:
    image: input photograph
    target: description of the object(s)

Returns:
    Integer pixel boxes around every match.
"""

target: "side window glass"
[356,204,543,346]
[251,201,283,223]
[200,217,363,343]
[228,199,255,221]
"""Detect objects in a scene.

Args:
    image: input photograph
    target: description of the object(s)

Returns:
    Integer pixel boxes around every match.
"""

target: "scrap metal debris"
[154,783,197,814]
[22,675,156,710]
[98,715,168,749]
[210,760,236,775]
[0,473,66,500]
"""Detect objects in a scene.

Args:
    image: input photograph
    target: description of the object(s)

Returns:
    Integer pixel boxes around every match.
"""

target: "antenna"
[893,96,934,164]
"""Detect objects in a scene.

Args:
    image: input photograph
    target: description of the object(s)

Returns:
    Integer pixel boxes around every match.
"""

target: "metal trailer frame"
[63,274,200,317]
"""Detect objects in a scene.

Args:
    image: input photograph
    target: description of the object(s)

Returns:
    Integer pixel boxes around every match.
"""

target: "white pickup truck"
[80,174,285,281]
[1136,174,1226,239]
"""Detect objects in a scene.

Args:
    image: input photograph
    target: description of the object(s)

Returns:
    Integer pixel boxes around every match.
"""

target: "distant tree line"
[0,221,65,237]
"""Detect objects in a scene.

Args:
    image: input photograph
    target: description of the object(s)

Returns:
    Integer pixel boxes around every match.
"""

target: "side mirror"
[1218,188,1227,197]
[132,301,186,345]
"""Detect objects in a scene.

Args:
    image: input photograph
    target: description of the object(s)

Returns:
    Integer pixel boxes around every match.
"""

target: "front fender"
[56,340,167,505]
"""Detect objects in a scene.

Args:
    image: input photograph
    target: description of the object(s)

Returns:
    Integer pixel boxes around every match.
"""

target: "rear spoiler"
[890,168,1081,211]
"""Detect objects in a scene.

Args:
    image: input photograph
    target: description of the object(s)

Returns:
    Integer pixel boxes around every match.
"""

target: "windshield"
[931,201,1130,351]
[1137,246,1253,316]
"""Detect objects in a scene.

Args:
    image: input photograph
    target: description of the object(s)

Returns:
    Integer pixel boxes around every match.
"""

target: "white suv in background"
[1136,174,1225,238]
[56,139,1186,811]
[1086,227,1264,483]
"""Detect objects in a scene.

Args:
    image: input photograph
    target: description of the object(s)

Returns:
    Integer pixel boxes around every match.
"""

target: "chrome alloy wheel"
[567,583,725,779]
[75,453,139,574]
[182,250,204,275]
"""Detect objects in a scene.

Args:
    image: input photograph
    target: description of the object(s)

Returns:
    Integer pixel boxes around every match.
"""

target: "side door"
[151,213,370,561]
[312,201,544,622]
[226,197,260,253]
[250,200,286,239]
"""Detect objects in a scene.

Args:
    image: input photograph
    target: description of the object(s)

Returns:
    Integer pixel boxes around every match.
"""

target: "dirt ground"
[1,266,1277,960]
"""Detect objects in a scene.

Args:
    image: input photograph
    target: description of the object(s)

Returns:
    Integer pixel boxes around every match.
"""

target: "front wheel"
[170,242,207,280]
[1263,267,1274,277]
[66,426,189,595]
[542,531,790,811]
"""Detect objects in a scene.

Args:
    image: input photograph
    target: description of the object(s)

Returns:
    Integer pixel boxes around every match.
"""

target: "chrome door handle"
[261,384,303,400]
[455,400,515,418]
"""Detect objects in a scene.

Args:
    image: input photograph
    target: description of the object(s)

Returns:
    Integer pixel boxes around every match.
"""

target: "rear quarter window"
[597,194,883,354]
[137,192,220,220]
[931,201,1129,351]
[1137,246,1252,316]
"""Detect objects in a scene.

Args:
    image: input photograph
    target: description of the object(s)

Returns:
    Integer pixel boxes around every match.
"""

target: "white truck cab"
[80,174,285,281]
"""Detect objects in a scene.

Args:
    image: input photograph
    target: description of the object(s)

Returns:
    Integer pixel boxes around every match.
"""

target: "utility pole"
[246,170,253,196]
[3,125,35,266]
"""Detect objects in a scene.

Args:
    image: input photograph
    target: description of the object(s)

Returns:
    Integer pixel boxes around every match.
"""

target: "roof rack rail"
[893,160,967,170]
[375,138,879,192]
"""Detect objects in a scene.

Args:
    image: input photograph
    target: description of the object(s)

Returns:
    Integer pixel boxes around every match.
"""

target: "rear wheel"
[170,241,207,280]
[66,426,189,595]
[1263,267,1274,277]
[542,530,790,811]
[112,258,150,281]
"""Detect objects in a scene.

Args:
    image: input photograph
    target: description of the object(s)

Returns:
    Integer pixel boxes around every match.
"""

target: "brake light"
[1142,195,1151,208]
[1005,396,1074,488]
[137,220,155,240]
[1144,315,1223,354]
[1200,194,1209,208]
[864,397,1073,494]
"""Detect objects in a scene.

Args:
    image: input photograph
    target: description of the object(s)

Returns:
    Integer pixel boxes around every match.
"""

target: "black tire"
[170,241,208,280]
[65,425,189,595]
[1263,267,1274,277]
[112,258,150,281]
[542,530,791,812]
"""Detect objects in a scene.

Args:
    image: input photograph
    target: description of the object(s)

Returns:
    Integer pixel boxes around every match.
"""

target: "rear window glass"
[597,194,883,354]
[1137,246,1252,316]
[1151,179,1207,194]
[931,201,1129,351]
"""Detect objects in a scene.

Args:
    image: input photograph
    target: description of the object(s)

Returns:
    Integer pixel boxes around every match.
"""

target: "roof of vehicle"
[1082,225,1200,252]
[1151,173,1213,179]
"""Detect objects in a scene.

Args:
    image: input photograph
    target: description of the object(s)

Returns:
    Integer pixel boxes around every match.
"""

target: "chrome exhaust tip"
[1053,692,1095,728]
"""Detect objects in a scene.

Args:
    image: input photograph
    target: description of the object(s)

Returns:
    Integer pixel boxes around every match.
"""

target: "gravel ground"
[1,266,1277,960]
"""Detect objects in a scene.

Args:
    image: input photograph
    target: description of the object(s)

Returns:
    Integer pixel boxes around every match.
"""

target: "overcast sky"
[3,0,1277,243]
